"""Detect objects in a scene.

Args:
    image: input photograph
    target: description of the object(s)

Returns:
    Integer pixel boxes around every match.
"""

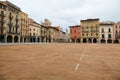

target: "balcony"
[15,24,19,28]
[8,22,13,26]
[0,20,5,24]
[0,25,6,29]
[9,15,13,19]
[16,18,19,22]
[0,13,6,17]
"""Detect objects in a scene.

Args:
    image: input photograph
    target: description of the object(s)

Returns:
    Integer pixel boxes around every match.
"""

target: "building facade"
[20,12,29,43]
[41,25,48,42]
[0,2,7,43]
[41,19,51,27]
[70,25,82,43]
[29,19,41,43]
[0,1,21,43]
[114,22,120,43]
[81,19,100,43]
[100,22,114,43]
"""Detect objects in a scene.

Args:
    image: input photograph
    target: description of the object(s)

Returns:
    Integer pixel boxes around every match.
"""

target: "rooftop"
[69,25,81,28]
[81,18,99,22]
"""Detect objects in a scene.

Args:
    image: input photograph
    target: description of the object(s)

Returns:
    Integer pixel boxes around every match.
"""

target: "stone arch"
[77,39,80,43]
[101,39,106,43]
[93,38,97,43]
[114,39,119,43]
[7,35,12,43]
[107,39,112,43]
[0,35,5,43]
[14,36,18,43]
[83,38,87,43]
[71,38,75,43]
[88,38,92,43]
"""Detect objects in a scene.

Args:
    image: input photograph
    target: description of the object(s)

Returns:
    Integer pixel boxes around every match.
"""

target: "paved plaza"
[0,43,120,80]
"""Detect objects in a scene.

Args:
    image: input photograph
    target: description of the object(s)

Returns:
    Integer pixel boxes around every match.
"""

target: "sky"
[1,0,120,31]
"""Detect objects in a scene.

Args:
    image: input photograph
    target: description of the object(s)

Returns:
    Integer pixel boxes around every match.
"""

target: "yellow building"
[0,2,7,43]
[20,12,29,43]
[81,18,100,43]
[0,1,21,43]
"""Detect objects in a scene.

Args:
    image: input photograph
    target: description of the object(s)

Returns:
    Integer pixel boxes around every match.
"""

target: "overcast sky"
[2,0,120,31]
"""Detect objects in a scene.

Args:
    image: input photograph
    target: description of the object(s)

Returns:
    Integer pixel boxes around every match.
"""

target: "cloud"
[2,0,120,31]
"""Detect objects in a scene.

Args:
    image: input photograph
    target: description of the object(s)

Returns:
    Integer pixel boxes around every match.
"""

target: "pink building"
[114,22,120,43]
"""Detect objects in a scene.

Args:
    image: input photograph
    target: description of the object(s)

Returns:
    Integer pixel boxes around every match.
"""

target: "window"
[102,28,104,33]
[96,33,98,36]
[3,6,6,10]
[96,25,98,32]
[96,27,98,32]
[91,25,93,32]
[82,26,84,32]
[33,29,35,31]
[86,34,88,36]
[30,33,31,36]
[0,5,2,9]
[108,34,111,38]
[33,33,35,36]
[102,34,105,38]
[86,26,88,32]
[116,31,118,34]
[82,34,84,36]
[78,27,80,33]
[116,26,117,29]
[108,28,111,32]
[70,28,72,33]
[74,27,76,33]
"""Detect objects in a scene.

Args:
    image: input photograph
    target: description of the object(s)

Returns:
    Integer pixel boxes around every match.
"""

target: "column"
[22,37,24,43]
[5,35,7,43]
[36,37,37,43]
[81,38,83,43]
[18,36,20,43]
[92,38,93,43]
[12,35,14,43]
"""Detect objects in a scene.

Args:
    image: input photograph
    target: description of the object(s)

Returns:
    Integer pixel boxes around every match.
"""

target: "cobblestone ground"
[0,43,120,80]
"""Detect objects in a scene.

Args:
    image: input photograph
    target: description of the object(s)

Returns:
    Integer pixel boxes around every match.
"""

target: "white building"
[100,21,114,43]
[29,19,41,43]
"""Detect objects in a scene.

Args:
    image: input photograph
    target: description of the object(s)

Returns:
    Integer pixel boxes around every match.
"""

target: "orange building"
[70,25,82,43]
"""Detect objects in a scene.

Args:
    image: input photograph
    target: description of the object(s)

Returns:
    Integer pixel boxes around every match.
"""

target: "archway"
[88,38,92,43]
[41,37,44,42]
[93,38,97,43]
[33,38,36,42]
[49,38,51,42]
[83,38,87,43]
[77,39,80,43]
[107,39,112,43]
[114,39,119,43]
[7,35,12,43]
[24,38,26,42]
[0,35,5,43]
[71,38,75,43]
[101,39,106,43]
[37,38,40,42]
[14,36,18,43]
[30,38,32,42]
[20,38,22,42]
